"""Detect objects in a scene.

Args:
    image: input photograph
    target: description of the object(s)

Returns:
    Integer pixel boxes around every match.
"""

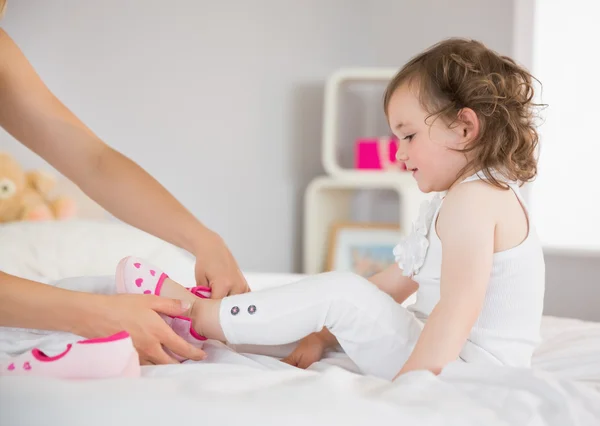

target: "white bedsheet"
[1,272,600,425]
[1,221,599,425]
[2,357,599,426]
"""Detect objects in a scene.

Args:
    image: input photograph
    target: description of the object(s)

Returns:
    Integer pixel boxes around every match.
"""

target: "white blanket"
[1,273,600,426]
[1,355,599,426]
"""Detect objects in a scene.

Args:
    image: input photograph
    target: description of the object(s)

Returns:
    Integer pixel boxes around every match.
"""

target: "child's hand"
[282,333,327,369]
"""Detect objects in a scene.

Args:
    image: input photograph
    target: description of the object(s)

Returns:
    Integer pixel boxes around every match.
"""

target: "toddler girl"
[1,37,545,381]
[116,37,545,380]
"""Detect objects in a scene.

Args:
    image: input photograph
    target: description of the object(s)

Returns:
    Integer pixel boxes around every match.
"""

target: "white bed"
[0,220,599,426]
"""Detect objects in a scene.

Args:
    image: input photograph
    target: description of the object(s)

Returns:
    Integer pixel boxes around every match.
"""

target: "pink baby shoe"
[115,256,211,361]
[0,331,140,379]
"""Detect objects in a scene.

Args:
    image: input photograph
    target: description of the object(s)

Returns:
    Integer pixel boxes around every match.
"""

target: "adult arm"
[0,271,206,364]
[0,29,247,297]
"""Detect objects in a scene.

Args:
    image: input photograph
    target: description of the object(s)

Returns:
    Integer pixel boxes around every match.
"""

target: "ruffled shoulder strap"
[392,193,444,277]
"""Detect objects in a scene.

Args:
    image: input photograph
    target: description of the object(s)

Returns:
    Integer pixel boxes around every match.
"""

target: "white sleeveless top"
[393,172,545,367]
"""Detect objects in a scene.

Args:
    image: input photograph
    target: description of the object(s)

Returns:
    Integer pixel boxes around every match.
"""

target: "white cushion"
[0,220,195,285]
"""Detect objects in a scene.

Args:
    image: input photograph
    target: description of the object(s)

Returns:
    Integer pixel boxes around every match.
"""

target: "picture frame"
[327,222,402,278]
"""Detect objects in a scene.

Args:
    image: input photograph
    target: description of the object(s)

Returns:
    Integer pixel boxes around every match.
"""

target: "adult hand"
[282,333,327,369]
[82,294,207,365]
[193,229,250,299]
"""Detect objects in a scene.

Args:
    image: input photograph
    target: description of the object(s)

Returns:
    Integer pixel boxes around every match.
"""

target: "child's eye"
[403,134,415,142]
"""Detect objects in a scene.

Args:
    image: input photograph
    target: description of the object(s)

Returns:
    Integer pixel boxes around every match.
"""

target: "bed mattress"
[0,222,599,425]
[1,272,599,426]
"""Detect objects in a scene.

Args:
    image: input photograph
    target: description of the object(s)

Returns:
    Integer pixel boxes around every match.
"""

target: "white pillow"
[0,220,195,285]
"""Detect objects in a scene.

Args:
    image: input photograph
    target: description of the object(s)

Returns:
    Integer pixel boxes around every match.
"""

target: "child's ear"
[457,108,480,142]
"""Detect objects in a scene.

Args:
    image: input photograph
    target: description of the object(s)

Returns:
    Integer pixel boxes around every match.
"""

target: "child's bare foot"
[115,256,223,360]
[160,277,226,341]
[156,277,198,314]
[115,256,226,343]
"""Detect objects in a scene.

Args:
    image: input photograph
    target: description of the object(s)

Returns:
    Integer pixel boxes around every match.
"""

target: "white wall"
[3,1,597,321]
[365,0,515,66]
[529,0,600,322]
[0,0,370,272]
[511,0,600,322]
[543,252,600,322]
[0,0,515,273]
[530,0,600,252]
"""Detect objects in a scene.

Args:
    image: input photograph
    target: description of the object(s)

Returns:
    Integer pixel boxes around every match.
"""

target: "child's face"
[387,83,470,193]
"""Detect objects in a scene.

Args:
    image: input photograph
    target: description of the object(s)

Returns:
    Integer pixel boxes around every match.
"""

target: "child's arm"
[395,183,495,378]
[369,263,419,304]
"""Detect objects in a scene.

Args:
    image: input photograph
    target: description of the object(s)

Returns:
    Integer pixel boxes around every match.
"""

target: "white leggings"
[219,272,423,380]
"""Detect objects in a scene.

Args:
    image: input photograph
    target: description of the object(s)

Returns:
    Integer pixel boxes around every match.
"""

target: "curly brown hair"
[383,38,544,188]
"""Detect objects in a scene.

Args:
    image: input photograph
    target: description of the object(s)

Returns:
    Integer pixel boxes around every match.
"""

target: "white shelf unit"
[322,67,399,176]
[302,67,426,275]
[303,175,427,275]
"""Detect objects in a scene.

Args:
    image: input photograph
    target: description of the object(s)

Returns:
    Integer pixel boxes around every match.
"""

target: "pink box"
[355,137,406,170]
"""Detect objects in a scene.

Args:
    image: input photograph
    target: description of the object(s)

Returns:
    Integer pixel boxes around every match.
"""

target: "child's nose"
[395,143,408,162]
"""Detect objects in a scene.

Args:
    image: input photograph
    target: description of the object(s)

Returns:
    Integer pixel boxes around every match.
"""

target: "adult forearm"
[0,271,95,335]
[0,30,206,254]
[79,146,209,254]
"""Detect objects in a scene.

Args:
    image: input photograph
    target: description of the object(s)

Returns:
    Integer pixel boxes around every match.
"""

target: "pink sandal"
[115,256,211,361]
[0,331,140,379]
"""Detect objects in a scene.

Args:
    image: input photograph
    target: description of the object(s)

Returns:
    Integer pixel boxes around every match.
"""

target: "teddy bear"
[0,152,77,223]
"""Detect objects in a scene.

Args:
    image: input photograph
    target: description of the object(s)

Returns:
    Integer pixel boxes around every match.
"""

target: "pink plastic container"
[355,137,406,170]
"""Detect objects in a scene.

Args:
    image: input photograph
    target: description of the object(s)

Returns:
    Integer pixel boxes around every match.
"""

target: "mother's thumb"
[151,296,192,316]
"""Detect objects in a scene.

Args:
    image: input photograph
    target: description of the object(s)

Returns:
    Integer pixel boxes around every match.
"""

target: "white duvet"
[1,274,599,426]
[1,356,599,426]
[0,221,599,425]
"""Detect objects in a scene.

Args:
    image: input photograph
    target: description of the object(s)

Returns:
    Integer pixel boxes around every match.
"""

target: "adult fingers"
[194,265,210,287]
[146,345,179,365]
[231,274,250,295]
[209,281,231,299]
[139,356,154,366]
[161,328,206,361]
[148,295,191,317]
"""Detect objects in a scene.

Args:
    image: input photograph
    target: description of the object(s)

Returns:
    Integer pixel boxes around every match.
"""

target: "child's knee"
[317,271,378,299]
